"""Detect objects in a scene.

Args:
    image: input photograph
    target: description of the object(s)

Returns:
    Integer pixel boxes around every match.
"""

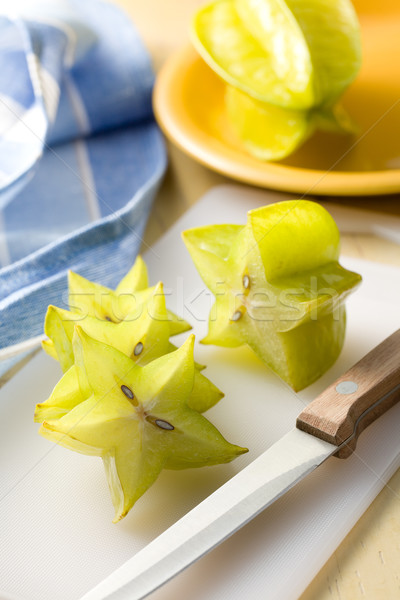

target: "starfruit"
[42,256,191,363]
[192,0,361,109]
[182,200,362,391]
[38,330,247,521]
[192,0,361,160]
[68,255,191,335]
[224,85,357,161]
[37,282,223,418]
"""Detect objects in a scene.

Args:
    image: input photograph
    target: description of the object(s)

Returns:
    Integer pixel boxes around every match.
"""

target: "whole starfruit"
[182,200,362,391]
[191,0,361,160]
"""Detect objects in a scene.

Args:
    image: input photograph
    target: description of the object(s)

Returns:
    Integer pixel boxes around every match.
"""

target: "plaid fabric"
[0,0,167,366]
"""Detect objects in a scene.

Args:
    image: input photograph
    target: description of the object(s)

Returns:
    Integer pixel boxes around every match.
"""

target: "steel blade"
[80,429,336,600]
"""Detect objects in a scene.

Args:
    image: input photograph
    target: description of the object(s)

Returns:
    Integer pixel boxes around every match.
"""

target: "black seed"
[231,310,243,322]
[134,342,144,356]
[243,274,250,289]
[155,419,174,431]
[121,385,134,400]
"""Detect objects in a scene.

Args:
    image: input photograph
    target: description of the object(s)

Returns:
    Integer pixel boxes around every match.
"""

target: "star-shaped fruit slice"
[36,283,223,421]
[38,329,247,522]
[182,200,362,391]
[67,255,191,335]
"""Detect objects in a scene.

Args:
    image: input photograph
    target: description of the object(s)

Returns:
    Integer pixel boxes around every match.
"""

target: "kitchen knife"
[81,330,400,600]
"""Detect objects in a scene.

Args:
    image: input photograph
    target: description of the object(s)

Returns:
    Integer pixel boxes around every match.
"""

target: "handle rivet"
[336,381,359,395]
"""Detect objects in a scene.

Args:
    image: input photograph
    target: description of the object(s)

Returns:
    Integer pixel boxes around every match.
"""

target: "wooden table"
[116,2,400,597]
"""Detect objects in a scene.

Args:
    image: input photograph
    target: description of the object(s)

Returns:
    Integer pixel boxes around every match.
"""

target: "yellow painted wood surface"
[115,2,400,597]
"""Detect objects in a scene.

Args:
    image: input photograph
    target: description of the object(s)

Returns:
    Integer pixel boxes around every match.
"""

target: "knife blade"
[82,329,400,600]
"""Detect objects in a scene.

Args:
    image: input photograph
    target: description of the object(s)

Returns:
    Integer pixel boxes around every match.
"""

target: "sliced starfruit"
[34,366,83,422]
[38,330,247,522]
[38,283,223,416]
[182,200,362,391]
[192,0,361,110]
[67,255,191,336]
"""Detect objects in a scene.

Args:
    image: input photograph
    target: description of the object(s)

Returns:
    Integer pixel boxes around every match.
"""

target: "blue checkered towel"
[0,0,167,364]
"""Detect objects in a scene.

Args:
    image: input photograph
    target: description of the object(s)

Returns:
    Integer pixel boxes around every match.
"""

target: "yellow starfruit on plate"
[192,0,361,110]
[38,329,247,522]
[192,0,361,161]
[225,84,357,161]
[182,200,362,391]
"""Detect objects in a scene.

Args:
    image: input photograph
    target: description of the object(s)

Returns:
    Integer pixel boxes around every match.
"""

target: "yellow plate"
[153,0,400,196]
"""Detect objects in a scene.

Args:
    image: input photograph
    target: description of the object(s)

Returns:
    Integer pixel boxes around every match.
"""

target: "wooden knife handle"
[296,329,400,458]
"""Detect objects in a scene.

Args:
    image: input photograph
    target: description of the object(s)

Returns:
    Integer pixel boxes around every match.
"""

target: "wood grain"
[297,330,400,457]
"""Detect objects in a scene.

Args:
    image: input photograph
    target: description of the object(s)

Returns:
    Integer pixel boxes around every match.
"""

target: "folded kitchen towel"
[0,0,167,365]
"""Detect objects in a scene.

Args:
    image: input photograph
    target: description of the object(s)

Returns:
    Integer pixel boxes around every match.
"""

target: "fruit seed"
[155,419,175,431]
[134,342,144,356]
[231,309,243,322]
[121,384,137,406]
[243,274,250,289]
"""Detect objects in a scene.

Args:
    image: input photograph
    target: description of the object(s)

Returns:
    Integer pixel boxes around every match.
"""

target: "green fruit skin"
[182,200,361,391]
[203,288,348,392]
[192,0,361,109]
[259,309,346,392]
[225,84,314,161]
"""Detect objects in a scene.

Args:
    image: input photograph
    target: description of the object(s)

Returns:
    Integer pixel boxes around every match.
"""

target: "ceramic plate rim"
[153,44,400,197]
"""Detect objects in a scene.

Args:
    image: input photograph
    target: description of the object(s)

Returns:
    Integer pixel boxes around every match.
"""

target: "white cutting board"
[0,185,400,600]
